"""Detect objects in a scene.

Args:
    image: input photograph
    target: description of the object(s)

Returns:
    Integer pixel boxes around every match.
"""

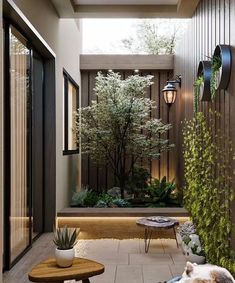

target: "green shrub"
[183,111,235,273]
[98,193,114,206]
[71,188,89,207]
[83,190,99,207]
[112,198,130,207]
[95,200,108,208]
[146,176,178,206]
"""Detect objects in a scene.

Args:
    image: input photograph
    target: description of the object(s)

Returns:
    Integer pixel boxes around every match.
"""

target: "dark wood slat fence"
[174,0,235,246]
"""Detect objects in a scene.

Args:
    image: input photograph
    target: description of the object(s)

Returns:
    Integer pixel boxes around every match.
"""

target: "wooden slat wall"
[174,0,235,246]
[81,70,178,191]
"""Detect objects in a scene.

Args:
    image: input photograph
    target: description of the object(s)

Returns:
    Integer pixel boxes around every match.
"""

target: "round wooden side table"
[136,216,179,253]
[28,257,105,283]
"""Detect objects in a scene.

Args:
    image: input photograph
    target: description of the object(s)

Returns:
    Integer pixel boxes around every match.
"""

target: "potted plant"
[53,226,78,267]
[193,76,204,113]
[210,55,222,100]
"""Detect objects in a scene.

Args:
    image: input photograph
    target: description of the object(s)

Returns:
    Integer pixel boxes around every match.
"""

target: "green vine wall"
[183,111,235,273]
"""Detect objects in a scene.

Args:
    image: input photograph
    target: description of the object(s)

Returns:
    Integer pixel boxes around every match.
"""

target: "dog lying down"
[176,262,235,283]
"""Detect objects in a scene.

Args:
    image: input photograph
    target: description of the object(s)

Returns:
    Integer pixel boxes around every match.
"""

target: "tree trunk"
[119,178,125,199]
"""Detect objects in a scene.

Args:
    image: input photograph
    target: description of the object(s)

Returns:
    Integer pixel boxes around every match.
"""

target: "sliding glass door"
[9,27,31,264]
[4,25,44,269]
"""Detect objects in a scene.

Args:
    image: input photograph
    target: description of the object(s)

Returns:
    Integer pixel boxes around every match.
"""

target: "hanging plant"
[193,76,203,113]
[210,55,222,100]
[183,110,235,274]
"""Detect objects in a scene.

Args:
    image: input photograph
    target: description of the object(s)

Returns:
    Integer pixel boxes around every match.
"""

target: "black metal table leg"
[144,228,153,253]
[173,226,179,248]
[82,279,91,283]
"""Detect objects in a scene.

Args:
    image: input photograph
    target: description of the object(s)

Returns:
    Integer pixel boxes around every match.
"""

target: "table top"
[28,257,105,282]
[136,216,179,229]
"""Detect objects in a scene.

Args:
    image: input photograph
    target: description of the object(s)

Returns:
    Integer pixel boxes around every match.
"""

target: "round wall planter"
[197,60,212,101]
[212,44,232,91]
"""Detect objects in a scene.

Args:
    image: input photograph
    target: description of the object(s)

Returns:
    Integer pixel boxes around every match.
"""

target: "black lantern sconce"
[162,75,182,106]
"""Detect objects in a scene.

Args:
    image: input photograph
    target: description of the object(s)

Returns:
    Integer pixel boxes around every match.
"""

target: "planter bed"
[57,207,189,240]
[58,207,188,217]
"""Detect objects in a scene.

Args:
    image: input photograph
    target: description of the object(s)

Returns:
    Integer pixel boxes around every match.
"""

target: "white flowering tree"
[76,72,173,198]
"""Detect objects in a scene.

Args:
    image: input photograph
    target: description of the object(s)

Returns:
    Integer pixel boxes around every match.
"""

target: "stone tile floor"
[3,233,186,283]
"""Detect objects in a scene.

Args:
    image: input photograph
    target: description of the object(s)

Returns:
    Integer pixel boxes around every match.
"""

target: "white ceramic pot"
[55,247,75,267]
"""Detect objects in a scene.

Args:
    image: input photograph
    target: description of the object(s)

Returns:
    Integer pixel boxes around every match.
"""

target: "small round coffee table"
[136,216,179,253]
[28,257,105,283]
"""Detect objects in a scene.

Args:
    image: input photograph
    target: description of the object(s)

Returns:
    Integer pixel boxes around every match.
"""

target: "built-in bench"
[57,207,189,240]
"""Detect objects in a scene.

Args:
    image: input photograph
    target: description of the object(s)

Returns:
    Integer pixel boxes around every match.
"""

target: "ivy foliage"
[183,111,235,273]
[193,76,203,113]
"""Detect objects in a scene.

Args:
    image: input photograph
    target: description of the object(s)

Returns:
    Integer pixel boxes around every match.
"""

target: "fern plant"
[183,111,235,274]
[210,55,222,100]
[54,226,78,250]
[193,76,204,113]
[146,176,177,206]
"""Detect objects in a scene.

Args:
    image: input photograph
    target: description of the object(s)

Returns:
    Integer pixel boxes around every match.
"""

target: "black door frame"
[3,21,42,270]
[3,0,56,270]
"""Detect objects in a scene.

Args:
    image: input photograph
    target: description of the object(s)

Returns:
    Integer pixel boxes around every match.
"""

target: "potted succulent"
[183,234,206,264]
[53,226,78,267]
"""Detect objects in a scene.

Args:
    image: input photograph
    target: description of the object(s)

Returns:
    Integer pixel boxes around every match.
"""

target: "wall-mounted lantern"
[162,75,182,106]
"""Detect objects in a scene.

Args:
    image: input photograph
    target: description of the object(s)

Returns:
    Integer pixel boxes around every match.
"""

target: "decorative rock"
[178,221,196,238]
[107,187,121,198]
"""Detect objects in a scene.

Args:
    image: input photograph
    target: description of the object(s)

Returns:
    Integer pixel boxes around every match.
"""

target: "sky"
[81,18,189,54]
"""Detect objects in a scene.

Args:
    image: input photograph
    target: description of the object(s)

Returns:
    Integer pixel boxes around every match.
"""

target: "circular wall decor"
[196,60,212,101]
[212,44,232,91]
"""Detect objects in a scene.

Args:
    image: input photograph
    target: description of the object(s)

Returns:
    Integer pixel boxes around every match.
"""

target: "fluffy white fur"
[178,262,235,283]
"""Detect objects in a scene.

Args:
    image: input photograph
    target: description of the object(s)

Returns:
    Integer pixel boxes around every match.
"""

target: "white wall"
[11,0,82,211]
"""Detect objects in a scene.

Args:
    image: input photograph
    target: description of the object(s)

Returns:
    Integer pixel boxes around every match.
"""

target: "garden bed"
[58,207,188,217]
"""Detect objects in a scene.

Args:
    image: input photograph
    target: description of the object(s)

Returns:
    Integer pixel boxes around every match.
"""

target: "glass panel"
[9,27,30,263]
[68,81,78,151]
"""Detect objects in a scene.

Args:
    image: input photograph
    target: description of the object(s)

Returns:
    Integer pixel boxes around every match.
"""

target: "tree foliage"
[76,72,173,197]
[121,20,186,55]
[183,111,235,273]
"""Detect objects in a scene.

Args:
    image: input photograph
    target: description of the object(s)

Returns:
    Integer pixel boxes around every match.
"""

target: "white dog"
[177,262,235,283]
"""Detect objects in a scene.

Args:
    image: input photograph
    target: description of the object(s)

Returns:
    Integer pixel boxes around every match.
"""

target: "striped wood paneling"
[81,70,178,192]
[174,0,235,246]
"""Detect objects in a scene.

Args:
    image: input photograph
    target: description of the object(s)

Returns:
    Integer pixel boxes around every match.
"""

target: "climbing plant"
[183,110,235,273]
[193,76,203,113]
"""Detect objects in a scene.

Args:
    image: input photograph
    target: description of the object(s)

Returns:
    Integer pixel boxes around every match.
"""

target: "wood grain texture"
[28,257,104,282]
[81,70,178,191]
[174,0,235,246]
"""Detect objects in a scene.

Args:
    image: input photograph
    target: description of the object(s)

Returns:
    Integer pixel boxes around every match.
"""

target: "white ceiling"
[73,0,178,5]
